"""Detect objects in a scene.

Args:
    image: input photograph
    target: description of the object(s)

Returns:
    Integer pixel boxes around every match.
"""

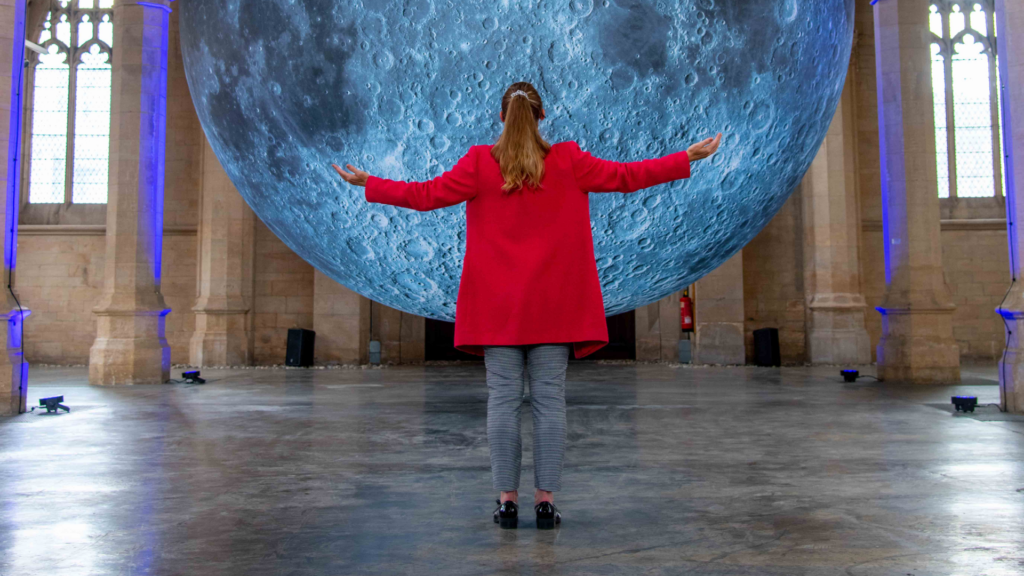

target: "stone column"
[872,0,960,384]
[995,0,1024,413]
[635,290,681,362]
[189,136,254,366]
[801,79,872,365]
[313,271,369,365]
[693,252,745,365]
[89,0,173,385]
[1,0,29,413]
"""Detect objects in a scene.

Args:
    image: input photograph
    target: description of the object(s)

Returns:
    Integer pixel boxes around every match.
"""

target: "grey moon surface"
[178,0,855,322]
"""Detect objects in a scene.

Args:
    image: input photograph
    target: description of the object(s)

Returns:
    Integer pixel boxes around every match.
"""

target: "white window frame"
[930,0,1004,199]
[20,0,114,221]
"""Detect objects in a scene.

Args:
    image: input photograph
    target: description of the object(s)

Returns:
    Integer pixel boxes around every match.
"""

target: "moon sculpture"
[179,0,855,321]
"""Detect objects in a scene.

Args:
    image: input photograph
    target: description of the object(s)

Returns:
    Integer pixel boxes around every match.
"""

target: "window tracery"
[27,0,114,204]
[929,1,1003,198]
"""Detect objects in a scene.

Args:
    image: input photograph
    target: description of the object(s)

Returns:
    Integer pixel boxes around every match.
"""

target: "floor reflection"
[0,364,1020,575]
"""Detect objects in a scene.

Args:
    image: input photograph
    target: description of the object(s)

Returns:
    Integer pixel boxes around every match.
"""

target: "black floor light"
[182,370,205,384]
[840,369,859,382]
[35,396,69,413]
[952,396,978,413]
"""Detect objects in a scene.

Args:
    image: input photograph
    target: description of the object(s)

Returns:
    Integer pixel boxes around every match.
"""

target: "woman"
[333,82,721,530]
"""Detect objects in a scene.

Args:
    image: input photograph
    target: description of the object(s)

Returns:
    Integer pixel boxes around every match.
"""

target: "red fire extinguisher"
[680,289,694,331]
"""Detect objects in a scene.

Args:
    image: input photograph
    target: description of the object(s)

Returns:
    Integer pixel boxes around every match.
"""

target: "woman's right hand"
[686,133,723,161]
[332,163,371,187]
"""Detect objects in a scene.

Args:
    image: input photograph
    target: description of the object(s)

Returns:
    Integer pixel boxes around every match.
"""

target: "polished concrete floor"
[1,362,1022,576]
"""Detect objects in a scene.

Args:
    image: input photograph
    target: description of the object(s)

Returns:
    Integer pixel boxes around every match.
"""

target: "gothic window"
[26,0,114,205]
[929,1,1004,199]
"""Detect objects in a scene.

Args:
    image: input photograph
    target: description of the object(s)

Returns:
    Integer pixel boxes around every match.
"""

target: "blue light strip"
[4,0,28,410]
[995,0,1017,277]
[5,0,26,276]
[136,1,172,13]
[152,6,169,284]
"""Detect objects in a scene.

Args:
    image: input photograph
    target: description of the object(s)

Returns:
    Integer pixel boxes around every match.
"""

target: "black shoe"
[534,501,561,529]
[493,499,518,529]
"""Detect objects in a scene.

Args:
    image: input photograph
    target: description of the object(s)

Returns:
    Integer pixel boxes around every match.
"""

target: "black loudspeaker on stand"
[753,328,781,367]
[286,328,315,367]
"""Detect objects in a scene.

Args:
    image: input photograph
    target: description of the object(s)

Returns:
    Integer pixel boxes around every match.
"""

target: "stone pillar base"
[90,310,171,386]
[806,296,872,365]
[808,326,872,365]
[693,322,745,365]
[997,298,1024,413]
[997,345,1024,414]
[876,310,960,384]
[0,308,30,415]
[189,311,251,367]
[0,359,28,415]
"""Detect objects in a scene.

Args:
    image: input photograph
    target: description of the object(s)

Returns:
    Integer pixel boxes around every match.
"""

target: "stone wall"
[741,191,806,365]
[16,231,198,365]
[163,234,198,365]
[16,232,105,363]
[859,229,885,363]
[859,222,1009,363]
[942,226,1010,359]
[165,7,201,230]
[252,221,316,365]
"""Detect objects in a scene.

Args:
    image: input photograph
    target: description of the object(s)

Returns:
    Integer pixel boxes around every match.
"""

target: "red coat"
[364,141,691,359]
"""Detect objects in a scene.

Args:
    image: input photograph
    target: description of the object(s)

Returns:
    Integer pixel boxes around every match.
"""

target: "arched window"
[929,1,1004,199]
[26,0,114,205]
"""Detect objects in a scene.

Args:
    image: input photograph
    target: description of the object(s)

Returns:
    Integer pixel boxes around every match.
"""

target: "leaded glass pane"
[929,1,1002,198]
[72,46,112,204]
[996,53,1006,194]
[950,5,965,36]
[98,14,112,47]
[77,14,92,47]
[951,37,995,197]
[929,5,942,36]
[970,7,987,35]
[931,46,950,199]
[28,48,70,204]
[26,0,116,205]
[56,13,71,47]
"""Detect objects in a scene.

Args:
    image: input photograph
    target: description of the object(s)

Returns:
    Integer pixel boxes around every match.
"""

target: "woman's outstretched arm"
[332,146,479,211]
[569,133,722,193]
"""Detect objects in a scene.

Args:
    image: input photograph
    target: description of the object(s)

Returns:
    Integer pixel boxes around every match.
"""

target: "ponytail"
[491,82,552,192]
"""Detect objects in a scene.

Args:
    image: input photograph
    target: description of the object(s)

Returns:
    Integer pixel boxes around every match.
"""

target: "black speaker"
[753,327,781,367]
[286,328,315,367]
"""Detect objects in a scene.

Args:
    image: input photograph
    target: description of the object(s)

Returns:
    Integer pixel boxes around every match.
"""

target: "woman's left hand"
[686,133,722,162]
[332,163,370,187]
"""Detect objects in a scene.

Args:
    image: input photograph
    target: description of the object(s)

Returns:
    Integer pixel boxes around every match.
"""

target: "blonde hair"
[491,82,551,192]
